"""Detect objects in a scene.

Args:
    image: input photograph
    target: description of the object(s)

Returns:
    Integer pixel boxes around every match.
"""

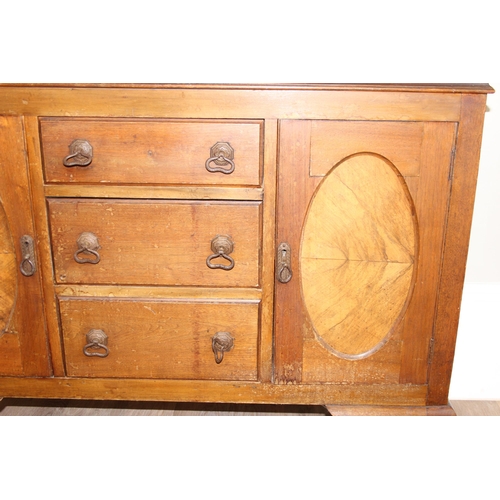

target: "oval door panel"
[0,200,16,334]
[300,153,417,359]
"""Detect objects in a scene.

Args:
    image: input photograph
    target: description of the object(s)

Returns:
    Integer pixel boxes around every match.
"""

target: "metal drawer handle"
[205,142,235,174]
[63,139,93,167]
[74,232,101,264]
[212,331,234,364]
[206,235,234,271]
[83,329,109,358]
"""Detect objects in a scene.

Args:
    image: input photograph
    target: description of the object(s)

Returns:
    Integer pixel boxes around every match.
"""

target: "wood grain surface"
[0,88,464,121]
[48,199,261,287]
[40,118,262,186]
[0,201,16,334]
[59,297,260,380]
[300,153,416,358]
[399,122,457,384]
[310,121,424,177]
[0,84,491,410]
[0,377,428,406]
[427,94,489,405]
[0,116,51,376]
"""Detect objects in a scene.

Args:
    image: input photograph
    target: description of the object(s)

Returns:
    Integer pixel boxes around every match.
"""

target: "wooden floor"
[0,398,498,416]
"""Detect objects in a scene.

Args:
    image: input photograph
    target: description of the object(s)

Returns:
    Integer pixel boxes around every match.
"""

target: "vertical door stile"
[274,120,317,384]
[0,116,51,376]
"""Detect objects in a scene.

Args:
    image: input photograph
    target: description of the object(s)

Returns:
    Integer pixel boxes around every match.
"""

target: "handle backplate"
[83,329,109,358]
[74,232,101,264]
[63,139,93,167]
[205,142,235,174]
[212,331,234,364]
[206,235,235,271]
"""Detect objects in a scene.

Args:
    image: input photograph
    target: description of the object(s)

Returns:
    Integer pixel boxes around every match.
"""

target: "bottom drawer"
[59,297,259,381]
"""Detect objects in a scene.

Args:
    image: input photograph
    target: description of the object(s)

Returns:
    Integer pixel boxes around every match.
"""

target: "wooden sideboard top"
[1,84,492,121]
[0,83,495,93]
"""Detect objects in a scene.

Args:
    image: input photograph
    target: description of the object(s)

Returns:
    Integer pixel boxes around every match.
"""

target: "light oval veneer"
[300,153,418,359]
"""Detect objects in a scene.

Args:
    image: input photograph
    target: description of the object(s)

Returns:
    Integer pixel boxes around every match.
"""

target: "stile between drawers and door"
[0,84,493,415]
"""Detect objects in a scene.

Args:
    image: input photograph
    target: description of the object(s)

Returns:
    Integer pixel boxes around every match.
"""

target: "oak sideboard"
[0,83,493,415]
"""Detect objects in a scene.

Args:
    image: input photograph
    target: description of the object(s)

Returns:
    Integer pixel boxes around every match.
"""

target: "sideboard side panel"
[427,94,488,405]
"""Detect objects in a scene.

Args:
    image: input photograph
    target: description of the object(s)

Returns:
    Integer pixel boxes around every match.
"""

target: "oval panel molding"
[0,198,16,335]
[300,153,418,359]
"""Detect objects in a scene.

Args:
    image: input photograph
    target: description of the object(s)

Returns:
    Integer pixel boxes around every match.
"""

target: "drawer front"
[48,199,261,287]
[40,118,262,186]
[59,297,259,380]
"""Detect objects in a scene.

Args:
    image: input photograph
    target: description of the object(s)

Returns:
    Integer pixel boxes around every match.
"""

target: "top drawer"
[39,118,262,186]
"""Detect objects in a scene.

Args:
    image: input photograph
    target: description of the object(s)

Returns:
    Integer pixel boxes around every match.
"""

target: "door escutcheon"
[276,242,292,283]
[20,235,36,277]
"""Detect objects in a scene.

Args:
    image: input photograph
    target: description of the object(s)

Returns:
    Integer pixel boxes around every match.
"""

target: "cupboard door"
[0,116,51,376]
[275,120,456,385]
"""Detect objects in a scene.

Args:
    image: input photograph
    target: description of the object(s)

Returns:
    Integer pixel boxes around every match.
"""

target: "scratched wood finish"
[0,335,24,376]
[59,297,259,380]
[0,116,51,376]
[24,116,66,376]
[305,123,456,385]
[55,285,262,300]
[301,153,417,359]
[40,118,262,186]
[48,199,261,287]
[0,84,492,413]
[259,119,279,383]
[427,94,489,405]
[274,120,314,383]
[399,122,457,384]
[0,120,22,376]
[276,119,459,386]
[0,199,18,375]
[0,87,466,121]
[0,377,428,406]
[44,185,264,201]
[275,121,408,384]
[0,202,16,334]
[310,121,424,177]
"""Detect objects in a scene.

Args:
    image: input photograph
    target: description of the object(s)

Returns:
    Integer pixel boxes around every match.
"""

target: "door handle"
[276,242,292,283]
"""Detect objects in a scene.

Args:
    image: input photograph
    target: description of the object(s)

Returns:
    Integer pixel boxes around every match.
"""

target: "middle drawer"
[48,199,261,287]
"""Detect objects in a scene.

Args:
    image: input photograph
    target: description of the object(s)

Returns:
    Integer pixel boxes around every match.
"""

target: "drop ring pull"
[74,232,101,264]
[206,235,235,271]
[63,139,93,167]
[205,142,235,174]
